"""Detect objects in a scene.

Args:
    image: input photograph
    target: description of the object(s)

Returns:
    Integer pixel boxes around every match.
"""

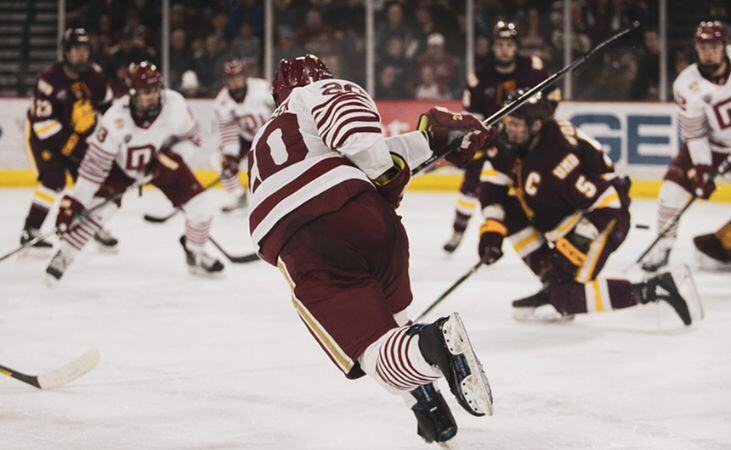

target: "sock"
[24,186,58,230]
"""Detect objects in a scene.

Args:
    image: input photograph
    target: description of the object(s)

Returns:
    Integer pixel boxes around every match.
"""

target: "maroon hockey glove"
[417,107,497,167]
[690,164,715,199]
[220,154,241,179]
[375,153,411,209]
[56,195,85,233]
[478,219,506,265]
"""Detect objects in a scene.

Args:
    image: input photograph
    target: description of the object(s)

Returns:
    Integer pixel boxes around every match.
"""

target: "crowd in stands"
[64,0,712,101]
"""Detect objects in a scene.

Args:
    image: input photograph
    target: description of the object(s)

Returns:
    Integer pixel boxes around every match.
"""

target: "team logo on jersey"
[703,94,712,104]
[124,134,132,143]
[114,118,125,128]
[712,95,731,128]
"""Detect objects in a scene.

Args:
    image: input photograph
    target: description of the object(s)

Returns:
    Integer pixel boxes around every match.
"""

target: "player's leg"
[45,166,132,281]
[20,130,66,249]
[220,138,248,213]
[693,219,731,270]
[151,152,223,275]
[443,158,482,253]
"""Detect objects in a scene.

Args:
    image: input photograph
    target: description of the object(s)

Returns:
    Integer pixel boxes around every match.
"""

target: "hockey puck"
[635,224,650,230]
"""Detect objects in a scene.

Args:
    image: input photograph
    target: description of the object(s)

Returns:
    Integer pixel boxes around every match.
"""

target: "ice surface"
[1,188,729,449]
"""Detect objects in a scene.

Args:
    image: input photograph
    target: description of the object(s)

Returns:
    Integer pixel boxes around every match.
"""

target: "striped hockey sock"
[185,218,212,254]
[62,215,102,252]
[221,173,245,198]
[365,325,442,392]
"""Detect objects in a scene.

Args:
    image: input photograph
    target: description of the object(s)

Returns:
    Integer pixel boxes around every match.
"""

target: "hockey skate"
[413,313,493,417]
[45,249,73,283]
[443,230,464,253]
[221,192,248,214]
[409,383,458,444]
[635,264,703,326]
[179,236,224,276]
[512,287,574,323]
[93,228,119,253]
[20,227,53,250]
[693,232,731,271]
[640,238,673,272]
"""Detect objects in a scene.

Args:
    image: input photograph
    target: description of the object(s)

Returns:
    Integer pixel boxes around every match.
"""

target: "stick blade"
[143,213,170,223]
[37,348,100,390]
[228,253,260,263]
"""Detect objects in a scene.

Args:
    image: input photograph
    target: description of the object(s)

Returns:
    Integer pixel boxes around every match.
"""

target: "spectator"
[106,26,155,93]
[474,35,491,69]
[415,66,449,100]
[229,23,261,62]
[377,2,418,59]
[414,7,438,52]
[631,29,661,100]
[299,9,337,56]
[520,8,552,66]
[195,35,227,95]
[169,29,196,92]
[274,26,305,62]
[181,70,201,98]
[418,33,459,98]
[377,65,410,99]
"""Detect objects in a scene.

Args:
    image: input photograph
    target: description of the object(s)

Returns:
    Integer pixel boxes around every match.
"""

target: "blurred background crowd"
[59,0,729,101]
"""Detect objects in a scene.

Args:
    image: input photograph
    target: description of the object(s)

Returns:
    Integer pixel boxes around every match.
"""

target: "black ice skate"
[512,287,574,322]
[634,264,703,326]
[221,192,248,213]
[410,383,458,444]
[45,250,73,282]
[413,313,493,417]
[179,236,225,275]
[20,227,52,249]
[694,232,731,270]
[93,228,119,252]
[442,230,464,253]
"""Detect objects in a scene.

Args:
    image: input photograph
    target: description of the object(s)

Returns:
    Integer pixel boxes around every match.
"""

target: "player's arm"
[675,81,713,197]
[28,76,87,159]
[214,106,243,178]
[168,98,203,161]
[476,158,513,264]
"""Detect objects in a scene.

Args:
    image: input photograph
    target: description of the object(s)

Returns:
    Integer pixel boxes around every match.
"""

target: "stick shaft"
[415,261,482,321]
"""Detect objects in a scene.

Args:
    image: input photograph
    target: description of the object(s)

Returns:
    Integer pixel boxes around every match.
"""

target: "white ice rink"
[1,188,729,450]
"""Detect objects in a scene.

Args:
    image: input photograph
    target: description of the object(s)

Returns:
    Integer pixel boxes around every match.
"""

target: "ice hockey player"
[248,55,495,444]
[642,21,731,271]
[444,20,548,253]
[213,58,274,213]
[20,28,118,251]
[475,88,702,326]
[46,61,224,281]
[693,219,731,270]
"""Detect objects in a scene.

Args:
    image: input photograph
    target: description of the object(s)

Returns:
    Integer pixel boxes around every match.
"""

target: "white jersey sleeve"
[73,108,124,205]
[673,70,712,166]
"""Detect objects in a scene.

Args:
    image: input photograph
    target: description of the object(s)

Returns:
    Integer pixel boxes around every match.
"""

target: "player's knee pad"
[358,325,441,394]
[183,191,215,223]
[659,180,691,208]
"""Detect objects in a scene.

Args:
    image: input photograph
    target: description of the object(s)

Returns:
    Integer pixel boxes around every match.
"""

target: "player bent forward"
[248,55,495,444]
[475,89,702,325]
[46,62,224,281]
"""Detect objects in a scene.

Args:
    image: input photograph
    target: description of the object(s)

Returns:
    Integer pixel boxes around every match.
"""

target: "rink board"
[1,97,729,201]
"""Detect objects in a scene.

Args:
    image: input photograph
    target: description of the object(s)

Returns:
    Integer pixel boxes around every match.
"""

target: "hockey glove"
[478,219,506,265]
[56,195,85,233]
[220,154,241,179]
[417,107,496,167]
[374,153,410,209]
[690,164,715,199]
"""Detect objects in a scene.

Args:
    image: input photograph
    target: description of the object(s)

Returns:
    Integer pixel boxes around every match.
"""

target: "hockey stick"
[0,177,151,263]
[633,157,730,268]
[209,236,259,263]
[143,176,223,223]
[0,348,100,390]
[415,261,483,321]
[411,21,641,175]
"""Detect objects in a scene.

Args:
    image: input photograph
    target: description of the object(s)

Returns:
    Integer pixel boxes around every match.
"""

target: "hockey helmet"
[493,21,519,42]
[224,59,247,102]
[126,61,163,123]
[272,54,333,105]
[503,88,552,124]
[695,21,726,44]
[694,21,727,76]
[61,28,91,73]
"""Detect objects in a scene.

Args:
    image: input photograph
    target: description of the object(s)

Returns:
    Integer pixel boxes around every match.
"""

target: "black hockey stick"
[0,176,151,263]
[411,21,641,175]
[0,349,100,390]
[633,157,730,267]
[415,261,483,321]
[143,176,223,223]
[209,236,259,263]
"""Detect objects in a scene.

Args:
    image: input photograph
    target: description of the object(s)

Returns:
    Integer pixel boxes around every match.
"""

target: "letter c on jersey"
[525,171,541,196]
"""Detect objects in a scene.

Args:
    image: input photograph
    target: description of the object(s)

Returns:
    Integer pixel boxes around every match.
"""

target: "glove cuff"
[479,219,507,237]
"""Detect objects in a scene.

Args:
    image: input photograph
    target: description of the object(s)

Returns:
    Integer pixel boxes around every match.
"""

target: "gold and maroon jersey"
[26,62,112,158]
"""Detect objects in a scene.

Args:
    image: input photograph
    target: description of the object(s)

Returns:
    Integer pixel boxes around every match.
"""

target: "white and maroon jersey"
[247,78,432,264]
[213,77,274,156]
[73,89,201,205]
[673,46,731,166]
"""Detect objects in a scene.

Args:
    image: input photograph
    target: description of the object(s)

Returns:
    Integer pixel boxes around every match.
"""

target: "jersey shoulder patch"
[530,55,544,70]
[37,77,54,96]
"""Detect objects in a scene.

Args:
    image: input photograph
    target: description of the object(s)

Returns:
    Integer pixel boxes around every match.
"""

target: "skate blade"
[441,313,493,416]
[187,266,226,278]
[694,250,731,272]
[513,305,575,323]
[94,242,119,254]
[670,264,704,324]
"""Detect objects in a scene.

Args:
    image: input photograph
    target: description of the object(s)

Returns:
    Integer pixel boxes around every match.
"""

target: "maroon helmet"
[125,61,163,123]
[224,58,245,77]
[695,21,726,44]
[271,54,333,105]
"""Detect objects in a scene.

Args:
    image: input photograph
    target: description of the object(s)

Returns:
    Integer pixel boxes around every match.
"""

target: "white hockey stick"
[0,348,100,390]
